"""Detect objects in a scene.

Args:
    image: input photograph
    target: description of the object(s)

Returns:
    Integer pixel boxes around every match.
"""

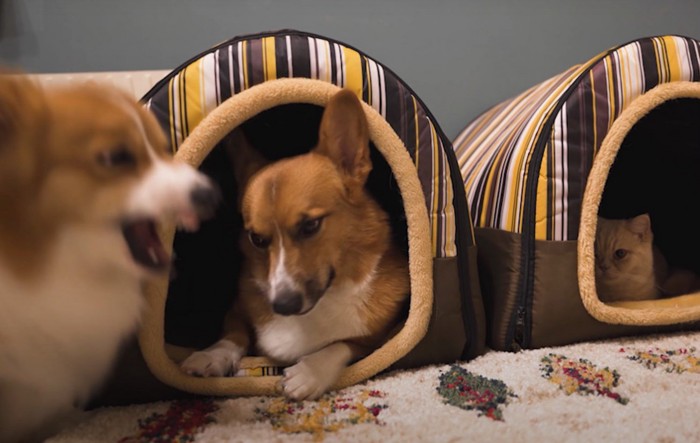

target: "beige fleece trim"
[139,78,433,396]
[578,81,700,326]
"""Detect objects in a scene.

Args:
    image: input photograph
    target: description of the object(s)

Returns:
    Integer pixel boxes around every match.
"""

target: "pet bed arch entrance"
[454,35,700,350]
[578,80,700,325]
[137,30,486,397]
[141,78,433,395]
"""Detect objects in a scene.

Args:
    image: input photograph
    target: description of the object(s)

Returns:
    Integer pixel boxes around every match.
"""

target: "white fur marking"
[105,91,160,163]
[113,94,212,228]
[127,160,209,224]
[110,91,160,162]
[148,247,159,264]
[268,226,298,302]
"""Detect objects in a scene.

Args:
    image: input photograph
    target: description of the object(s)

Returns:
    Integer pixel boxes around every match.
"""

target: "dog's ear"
[0,73,45,194]
[316,89,371,190]
[223,128,270,208]
[0,73,28,149]
[0,73,46,147]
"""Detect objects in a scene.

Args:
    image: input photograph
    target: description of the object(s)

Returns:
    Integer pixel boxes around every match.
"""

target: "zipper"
[508,71,595,350]
[507,34,693,350]
[511,306,525,352]
[140,28,481,357]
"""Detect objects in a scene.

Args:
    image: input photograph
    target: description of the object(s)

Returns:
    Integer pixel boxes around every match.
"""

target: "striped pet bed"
[123,30,485,398]
[454,35,700,351]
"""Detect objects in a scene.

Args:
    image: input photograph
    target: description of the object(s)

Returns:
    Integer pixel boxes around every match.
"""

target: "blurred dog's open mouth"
[121,186,219,272]
[122,219,170,271]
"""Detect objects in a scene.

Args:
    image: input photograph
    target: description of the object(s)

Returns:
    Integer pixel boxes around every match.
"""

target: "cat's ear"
[627,213,652,241]
[596,216,606,236]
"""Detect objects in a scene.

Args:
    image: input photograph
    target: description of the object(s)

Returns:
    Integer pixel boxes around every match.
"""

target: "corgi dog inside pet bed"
[181,89,410,400]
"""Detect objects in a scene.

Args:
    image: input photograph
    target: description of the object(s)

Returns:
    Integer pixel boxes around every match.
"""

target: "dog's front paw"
[282,344,351,400]
[180,339,244,377]
[282,359,340,401]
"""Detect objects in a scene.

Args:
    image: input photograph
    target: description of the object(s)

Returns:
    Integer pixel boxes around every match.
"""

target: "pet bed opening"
[599,98,700,279]
[164,102,410,352]
[579,82,700,325]
[138,78,434,395]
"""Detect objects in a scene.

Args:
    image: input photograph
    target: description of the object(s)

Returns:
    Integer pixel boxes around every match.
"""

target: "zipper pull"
[511,306,526,351]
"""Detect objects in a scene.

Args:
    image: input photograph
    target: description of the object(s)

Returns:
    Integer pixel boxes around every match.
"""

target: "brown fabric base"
[476,228,697,350]
[529,238,662,348]
[474,228,521,350]
[394,251,485,368]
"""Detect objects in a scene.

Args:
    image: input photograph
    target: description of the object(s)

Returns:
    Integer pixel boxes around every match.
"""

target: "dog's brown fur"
[0,73,216,442]
[0,75,51,277]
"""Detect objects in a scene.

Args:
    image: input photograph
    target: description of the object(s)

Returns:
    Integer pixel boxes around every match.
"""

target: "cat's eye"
[299,217,324,238]
[98,145,136,168]
[248,231,271,249]
[614,249,628,259]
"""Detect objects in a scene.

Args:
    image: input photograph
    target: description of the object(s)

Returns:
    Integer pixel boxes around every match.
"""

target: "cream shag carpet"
[49,332,700,442]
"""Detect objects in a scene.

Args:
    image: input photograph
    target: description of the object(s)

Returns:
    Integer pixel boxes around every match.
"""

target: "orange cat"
[595,214,700,302]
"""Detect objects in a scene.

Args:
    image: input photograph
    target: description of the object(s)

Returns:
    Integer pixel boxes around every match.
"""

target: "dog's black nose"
[272,291,304,316]
[190,184,220,218]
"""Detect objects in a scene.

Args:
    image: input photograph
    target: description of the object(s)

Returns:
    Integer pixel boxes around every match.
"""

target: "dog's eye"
[98,145,136,168]
[299,217,323,238]
[248,231,271,249]
[614,249,628,259]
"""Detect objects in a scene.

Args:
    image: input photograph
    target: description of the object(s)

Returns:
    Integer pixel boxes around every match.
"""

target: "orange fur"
[596,214,700,302]
[0,75,51,277]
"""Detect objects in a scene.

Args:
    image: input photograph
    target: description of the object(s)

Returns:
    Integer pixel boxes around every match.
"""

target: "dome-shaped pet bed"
[135,30,485,396]
[453,35,700,351]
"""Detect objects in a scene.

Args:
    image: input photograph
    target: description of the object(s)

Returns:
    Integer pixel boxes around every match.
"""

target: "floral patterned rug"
[49,332,700,442]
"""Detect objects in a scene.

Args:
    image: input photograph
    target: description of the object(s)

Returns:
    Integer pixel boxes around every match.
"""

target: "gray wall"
[1,0,699,139]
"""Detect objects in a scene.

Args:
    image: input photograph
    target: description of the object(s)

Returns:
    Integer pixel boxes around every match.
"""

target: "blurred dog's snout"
[190,183,220,218]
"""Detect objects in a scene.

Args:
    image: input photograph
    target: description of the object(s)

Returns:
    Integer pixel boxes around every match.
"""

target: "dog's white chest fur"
[255,280,372,363]
[0,226,142,438]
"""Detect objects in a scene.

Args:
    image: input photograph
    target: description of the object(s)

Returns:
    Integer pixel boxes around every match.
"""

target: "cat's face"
[595,214,657,301]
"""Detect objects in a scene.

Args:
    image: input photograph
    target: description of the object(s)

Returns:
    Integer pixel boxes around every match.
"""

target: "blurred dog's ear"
[0,73,29,146]
[315,89,371,191]
[0,73,47,195]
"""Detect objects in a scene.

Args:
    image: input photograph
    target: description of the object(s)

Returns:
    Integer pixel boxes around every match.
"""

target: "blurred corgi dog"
[181,89,410,400]
[0,74,218,442]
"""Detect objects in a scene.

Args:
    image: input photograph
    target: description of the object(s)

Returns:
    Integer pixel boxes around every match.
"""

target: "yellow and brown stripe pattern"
[144,30,465,257]
[454,35,700,241]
